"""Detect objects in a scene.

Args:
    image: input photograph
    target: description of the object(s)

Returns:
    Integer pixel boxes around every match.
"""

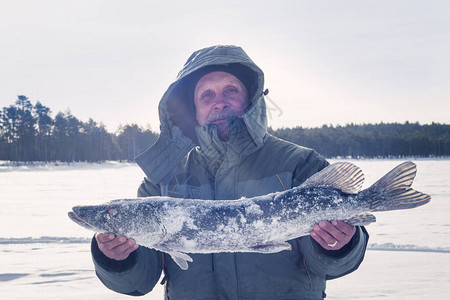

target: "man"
[91,45,369,299]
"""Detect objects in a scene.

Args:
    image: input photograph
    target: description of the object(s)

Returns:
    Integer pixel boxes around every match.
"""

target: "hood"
[136,45,268,183]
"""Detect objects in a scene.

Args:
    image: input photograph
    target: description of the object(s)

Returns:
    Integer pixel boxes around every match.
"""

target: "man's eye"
[224,88,237,94]
[201,91,214,99]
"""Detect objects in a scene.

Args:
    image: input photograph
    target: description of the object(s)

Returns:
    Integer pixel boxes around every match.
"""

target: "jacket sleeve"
[299,226,369,280]
[90,177,163,296]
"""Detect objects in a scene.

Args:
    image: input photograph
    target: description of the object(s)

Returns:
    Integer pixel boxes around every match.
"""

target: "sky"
[1,0,449,133]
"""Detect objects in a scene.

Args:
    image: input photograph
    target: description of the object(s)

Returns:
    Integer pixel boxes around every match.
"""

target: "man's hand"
[310,221,356,251]
[95,233,139,261]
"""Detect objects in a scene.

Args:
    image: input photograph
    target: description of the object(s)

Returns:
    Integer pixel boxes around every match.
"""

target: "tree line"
[1,96,449,162]
[0,96,158,162]
[269,122,450,158]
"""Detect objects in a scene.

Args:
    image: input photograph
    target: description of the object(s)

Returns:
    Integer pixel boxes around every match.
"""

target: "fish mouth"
[68,211,95,231]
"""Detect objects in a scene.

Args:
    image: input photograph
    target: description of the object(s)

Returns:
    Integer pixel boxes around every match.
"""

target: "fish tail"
[363,161,431,212]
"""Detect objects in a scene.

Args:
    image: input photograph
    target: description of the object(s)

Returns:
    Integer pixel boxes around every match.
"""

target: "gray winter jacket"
[91,45,369,299]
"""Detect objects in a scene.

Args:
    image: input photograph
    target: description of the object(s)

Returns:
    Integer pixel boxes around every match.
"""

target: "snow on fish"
[68,161,430,270]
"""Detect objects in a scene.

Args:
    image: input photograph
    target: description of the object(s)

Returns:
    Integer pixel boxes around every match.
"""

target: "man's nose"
[213,95,228,110]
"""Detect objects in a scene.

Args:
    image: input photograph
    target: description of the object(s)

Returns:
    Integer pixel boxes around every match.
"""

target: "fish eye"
[106,208,117,219]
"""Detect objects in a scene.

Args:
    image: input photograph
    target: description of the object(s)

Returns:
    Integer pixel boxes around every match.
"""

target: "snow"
[1,159,449,299]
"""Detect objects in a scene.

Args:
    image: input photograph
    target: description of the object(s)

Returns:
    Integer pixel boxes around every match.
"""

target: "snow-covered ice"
[0,159,449,299]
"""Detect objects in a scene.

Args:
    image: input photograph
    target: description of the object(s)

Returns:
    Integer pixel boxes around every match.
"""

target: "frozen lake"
[0,159,449,299]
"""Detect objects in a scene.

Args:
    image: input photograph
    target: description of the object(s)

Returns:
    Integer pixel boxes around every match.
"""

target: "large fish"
[68,161,430,270]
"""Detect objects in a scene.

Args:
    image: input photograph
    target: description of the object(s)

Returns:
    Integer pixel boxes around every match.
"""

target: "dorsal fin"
[299,162,364,194]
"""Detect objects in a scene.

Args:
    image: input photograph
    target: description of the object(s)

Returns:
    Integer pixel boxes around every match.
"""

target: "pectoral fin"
[168,251,193,270]
[343,213,376,226]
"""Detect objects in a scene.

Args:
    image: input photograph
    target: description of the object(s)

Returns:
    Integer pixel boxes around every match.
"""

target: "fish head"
[69,204,119,233]
[68,200,167,245]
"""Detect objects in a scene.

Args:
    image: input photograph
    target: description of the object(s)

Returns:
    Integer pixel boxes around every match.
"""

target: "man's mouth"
[212,118,227,124]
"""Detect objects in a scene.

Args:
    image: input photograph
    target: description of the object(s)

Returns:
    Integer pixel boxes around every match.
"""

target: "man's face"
[194,71,249,141]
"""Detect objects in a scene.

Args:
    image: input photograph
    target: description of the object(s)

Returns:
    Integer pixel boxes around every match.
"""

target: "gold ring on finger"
[327,240,338,248]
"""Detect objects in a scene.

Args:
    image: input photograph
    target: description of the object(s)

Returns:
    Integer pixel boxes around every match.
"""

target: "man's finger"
[332,220,356,236]
[107,238,137,255]
[311,230,339,250]
[95,233,115,243]
[110,239,139,260]
[313,223,337,245]
[319,221,347,241]
[101,235,129,252]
